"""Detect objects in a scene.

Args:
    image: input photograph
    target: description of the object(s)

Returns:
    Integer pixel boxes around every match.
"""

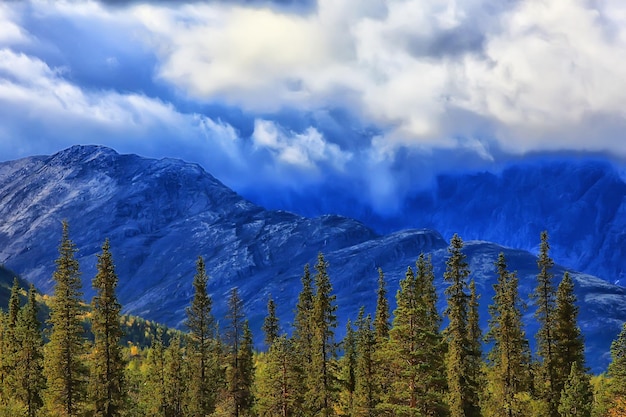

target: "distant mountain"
[267,158,626,286]
[0,145,625,372]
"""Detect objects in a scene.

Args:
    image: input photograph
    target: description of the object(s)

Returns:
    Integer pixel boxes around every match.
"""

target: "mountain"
[268,158,626,286]
[0,145,625,372]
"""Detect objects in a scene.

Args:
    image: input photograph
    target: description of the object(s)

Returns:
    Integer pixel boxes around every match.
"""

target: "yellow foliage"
[608,396,626,417]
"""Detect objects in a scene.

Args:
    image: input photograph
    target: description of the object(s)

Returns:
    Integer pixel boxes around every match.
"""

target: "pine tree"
[532,230,559,417]
[254,335,301,417]
[185,256,218,417]
[485,252,532,417]
[339,319,357,416]
[553,272,586,398]
[291,264,315,414]
[89,239,126,417]
[444,234,479,417]
[608,322,626,405]
[374,268,390,343]
[381,255,447,417]
[13,284,44,417]
[164,333,187,417]
[2,278,22,398]
[237,322,255,415]
[143,331,167,417]
[263,296,279,349]
[467,280,483,414]
[353,311,377,417]
[311,252,338,417]
[558,362,592,417]
[43,221,88,417]
[226,287,253,417]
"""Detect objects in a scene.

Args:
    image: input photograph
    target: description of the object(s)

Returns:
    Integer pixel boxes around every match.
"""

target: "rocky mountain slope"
[1,145,625,371]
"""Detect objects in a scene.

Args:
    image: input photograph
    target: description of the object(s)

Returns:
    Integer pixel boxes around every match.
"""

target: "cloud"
[3,0,626,221]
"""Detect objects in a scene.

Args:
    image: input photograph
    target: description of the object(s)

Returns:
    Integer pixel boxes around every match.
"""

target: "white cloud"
[252,119,351,171]
[125,0,626,158]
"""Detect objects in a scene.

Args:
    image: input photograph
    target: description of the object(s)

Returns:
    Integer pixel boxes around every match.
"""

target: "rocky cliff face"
[1,145,624,371]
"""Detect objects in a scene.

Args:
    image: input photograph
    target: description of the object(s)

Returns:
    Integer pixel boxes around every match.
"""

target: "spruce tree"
[89,239,126,417]
[444,234,479,417]
[263,296,280,349]
[311,252,338,417]
[608,322,626,402]
[485,252,531,417]
[381,255,447,417]
[532,230,559,417]
[226,287,254,417]
[164,333,187,417]
[553,271,586,397]
[467,280,483,414]
[353,311,377,417]
[339,319,357,416]
[14,284,44,417]
[43,221,88,417]
[292,264,315,414]
[254,335,301,417]
[373,268,390,343]
[558,362,592,417]
[185,256,218,417]
[143,331,167,417]
[2,278,22,398]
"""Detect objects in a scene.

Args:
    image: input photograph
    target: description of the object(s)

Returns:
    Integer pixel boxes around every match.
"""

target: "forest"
[0,221,625,417]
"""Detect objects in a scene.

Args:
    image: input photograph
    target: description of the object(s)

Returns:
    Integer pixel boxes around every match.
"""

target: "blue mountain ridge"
[0,145,624,372]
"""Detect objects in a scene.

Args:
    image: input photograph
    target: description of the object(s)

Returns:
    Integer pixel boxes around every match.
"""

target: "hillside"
[0,145,625,371]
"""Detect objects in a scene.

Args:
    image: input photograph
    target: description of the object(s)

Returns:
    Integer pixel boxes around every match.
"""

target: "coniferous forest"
[1,222,626,417]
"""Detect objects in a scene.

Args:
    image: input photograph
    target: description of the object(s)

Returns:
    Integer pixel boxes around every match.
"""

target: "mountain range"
[1,145,625,372]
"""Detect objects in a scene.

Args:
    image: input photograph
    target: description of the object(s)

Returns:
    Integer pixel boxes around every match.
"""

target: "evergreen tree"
[143,331,167,417]
[444,234,479,417]
[263,296,279,349]
[311,252,338,417]
[185,256,218,417]
[2,278,22,398]
[381,255,447,417]
[485,252,532,417]
[164,333,187,417]
[374,268,390,343]
[291,264,315,414]
[553,272,586,397]
[237,322,255,415]
[608,322,626,404]
[13,284,44,417]
[89,239,126,417]
[353,311,378,417]
[254,335,301,417]
[43,221,88,417]
[467,280,483,413]
[225,287,253,417]
[532,230,559,417]
[339,319,357,416]
[558,362,592,417]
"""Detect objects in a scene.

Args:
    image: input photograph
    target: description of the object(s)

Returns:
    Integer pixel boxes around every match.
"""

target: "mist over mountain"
[0,145,625,372]
[250,157,626,287]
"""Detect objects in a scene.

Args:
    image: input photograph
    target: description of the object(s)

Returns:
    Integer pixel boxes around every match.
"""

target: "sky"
[2,0,626,223]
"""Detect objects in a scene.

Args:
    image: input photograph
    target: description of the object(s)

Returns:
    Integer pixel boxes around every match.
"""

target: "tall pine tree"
[553,271,586,398]
[311,252,338,417]
[89,239,126,417]
[444,234,480,417]
[263,296,279,349]
[43,221,88,417]
[185,256,219,417]
[485,252,531,417]
[532,231,559,417]
[14,284,44,417]
[373,268,390,343]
